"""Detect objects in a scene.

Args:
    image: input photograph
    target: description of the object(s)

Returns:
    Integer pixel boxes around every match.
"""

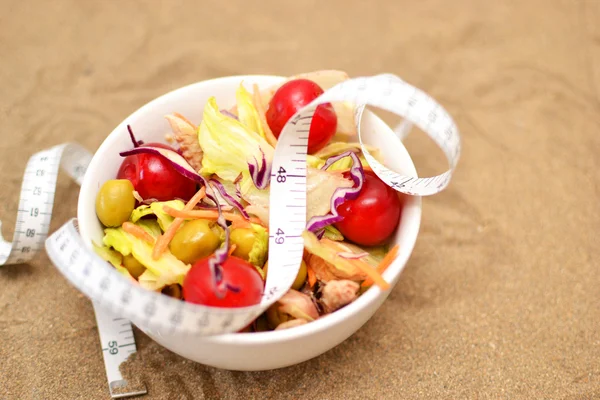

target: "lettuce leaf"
[325,155,353,171]
[93,242,135,280]
[149,200,185,231]
[136,219,162,238]
[311,142,384,171]
[93,242,122,269]
[236,84,266,140]
[130,200,185,232]
[198,97,274,182]
[313,142,382,160]
[306,155,325,169]
[102,228,132,256]
[101,222,190,289]
[138,269,164,291]
[323,225,344,241]
[130,205,153,223]
[305,168,353,220]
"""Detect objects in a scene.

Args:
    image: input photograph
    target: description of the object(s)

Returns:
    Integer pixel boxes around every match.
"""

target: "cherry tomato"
[266,79,337,154]
[334,170,403,246]
[117,142,197,202]
[183,256,264,308]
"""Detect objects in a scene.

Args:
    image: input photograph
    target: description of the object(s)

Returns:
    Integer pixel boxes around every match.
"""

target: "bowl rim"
[78,74,422,344]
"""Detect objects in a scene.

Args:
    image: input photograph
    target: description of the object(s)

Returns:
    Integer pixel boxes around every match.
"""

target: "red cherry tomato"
[266,79,337,154]
[334,170,403,246]
[183,256,263,308]
[117,142,197,202]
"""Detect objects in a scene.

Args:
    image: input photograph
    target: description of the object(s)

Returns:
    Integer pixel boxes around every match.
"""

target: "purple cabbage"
[220,109,239,120]
[120,146,206,184]
[306,151,364,233]
[233,173,243,199]
[203,180,238,298]
[338,251,369,260]
[235,181,242,199]
[127,125,144,147]
[209,178,250,220]
[248,148,270,190]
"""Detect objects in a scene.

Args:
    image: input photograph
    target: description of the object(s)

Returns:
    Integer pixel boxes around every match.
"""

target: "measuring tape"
[1,73,460,395]
[0,143,89,265]
[0,143,147,398]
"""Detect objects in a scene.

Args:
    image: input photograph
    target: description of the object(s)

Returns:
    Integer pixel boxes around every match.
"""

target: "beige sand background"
[1,0,599,399]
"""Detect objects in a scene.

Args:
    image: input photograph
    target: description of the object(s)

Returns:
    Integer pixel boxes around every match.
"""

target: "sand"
[1,0,599,399]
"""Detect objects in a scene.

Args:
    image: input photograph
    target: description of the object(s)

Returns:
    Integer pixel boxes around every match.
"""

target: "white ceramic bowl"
[78,75,422,371]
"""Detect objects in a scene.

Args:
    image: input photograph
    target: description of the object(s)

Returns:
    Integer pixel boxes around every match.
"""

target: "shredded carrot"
[361,245,399,288]
[306,262,317,287]
[342,257,389,290]
[375,245,399,274]
[184,187,207,211]
[122,222,155,244]
[230,219,254,230]
[152,187,206,259]
[163,206,265,227]
[253,83,278,147]
[152,224,181,259]
[228,244,237,256]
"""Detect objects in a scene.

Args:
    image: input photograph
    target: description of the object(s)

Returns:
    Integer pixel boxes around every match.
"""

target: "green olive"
[161,284,183,299]
[169,219,222,264]
[229,228,256,261]
[95,179,136,227]
[266,304,291,330]
[123,255,146,279]
[263,260,307,291]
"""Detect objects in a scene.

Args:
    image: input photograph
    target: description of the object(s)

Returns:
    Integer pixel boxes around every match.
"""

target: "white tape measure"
[1,73,460,393]
[0,144,147,398]
[93,302,147,398]
[0,143,89,265]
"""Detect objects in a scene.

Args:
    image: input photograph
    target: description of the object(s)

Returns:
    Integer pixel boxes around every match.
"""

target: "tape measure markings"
[93,302,147,398]
[0,143,91,265]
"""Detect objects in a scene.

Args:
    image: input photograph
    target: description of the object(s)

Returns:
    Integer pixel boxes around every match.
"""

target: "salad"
[93,70,404,332]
